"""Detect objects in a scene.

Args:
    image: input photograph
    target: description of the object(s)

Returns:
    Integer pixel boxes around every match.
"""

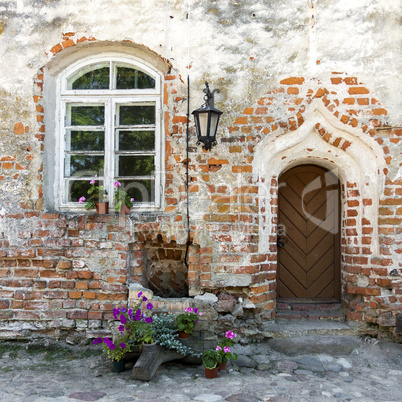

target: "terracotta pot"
[218,362,227,370]
[204,366,218,379]
[178,331,190,339]
[120,205,131,214]
[95,202,109,214]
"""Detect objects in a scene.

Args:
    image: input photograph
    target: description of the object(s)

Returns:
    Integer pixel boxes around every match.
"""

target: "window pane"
[68,180,94,202]
[116,67,155,89]
[65,155,104,177]
[70,66,109,90]
[68,130,105,151]
[118,155,154,176]
[70,105,105,126]
[119,105,155,125]
[117,130,154,151]
[119,179,155,203]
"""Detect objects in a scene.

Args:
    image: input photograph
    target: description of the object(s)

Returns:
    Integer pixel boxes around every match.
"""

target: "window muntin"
[59,57,162,210]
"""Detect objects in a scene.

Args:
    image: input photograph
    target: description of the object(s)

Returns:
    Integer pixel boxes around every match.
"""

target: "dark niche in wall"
[144,242,189,298]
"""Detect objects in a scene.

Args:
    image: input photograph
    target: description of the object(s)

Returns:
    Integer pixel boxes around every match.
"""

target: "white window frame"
[55,54,164,212]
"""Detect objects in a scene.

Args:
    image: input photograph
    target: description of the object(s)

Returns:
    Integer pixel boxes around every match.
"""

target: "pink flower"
[198,312,203,316]
[78,196,86,203]
[216,345,222,351]
[185,307,193,313]
[130,198,134,202]
[90,180,95,184]
[223,347,231,353]
[114,181,121,188]
[225,331,236,339]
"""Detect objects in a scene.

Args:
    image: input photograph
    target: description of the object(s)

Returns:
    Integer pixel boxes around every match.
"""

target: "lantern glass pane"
[209,113,219,138]
[197,112,209,138]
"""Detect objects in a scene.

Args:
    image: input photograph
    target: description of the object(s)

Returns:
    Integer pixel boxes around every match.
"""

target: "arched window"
[56,55,163,210]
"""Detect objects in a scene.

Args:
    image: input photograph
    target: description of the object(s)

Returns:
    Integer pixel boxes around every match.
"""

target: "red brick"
[287,87,299,95]
[280,77,305,85]
[348,87,369,95]
[69,291,82,299]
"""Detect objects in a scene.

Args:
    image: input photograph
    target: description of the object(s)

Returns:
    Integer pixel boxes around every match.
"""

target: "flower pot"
[204,366,218,379]
[178,331,190,339]
[120,205,131,214]
[95,202,109,214]
[142,342,157,352]
[112,359,125,373]
[218,362,227,370]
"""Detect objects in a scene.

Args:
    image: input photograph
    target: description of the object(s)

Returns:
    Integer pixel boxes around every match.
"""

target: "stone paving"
[0,336,401,401]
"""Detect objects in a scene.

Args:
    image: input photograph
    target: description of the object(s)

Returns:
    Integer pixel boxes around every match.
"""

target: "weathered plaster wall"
[0,0,401,342]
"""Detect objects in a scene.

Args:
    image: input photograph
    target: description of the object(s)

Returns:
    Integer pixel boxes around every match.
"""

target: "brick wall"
[0,38,401,342]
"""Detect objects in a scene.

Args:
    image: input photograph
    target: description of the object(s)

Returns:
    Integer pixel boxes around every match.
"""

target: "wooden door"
[277,165,340,301]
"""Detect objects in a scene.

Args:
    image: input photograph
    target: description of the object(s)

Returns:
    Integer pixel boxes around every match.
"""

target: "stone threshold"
[261,320,361,339]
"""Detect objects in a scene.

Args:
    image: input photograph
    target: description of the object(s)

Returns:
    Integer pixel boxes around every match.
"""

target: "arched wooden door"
[277,165,341,301]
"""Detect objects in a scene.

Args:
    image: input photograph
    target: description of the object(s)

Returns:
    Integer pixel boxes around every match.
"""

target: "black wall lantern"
[192,81,223,151]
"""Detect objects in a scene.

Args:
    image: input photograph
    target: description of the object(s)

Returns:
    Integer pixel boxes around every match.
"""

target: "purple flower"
[109,343,116,350]
[118,325,124,332]
[120,307,126,313]
[144,316,153,323]
[113,308,119,319]
[138,291,143,298]
[90,180,95,184]
[185,307,193,313]
[146,303,153,310]
[93,337,102,344]
[224,347,231,353]
[134,314,141,321]
[78,196,86,204]
[103,337,110,344]
[120,315,127,324]
[142,296,147,302]
[193,308,198,314]
[128,309,133,318]
[136,309,141,316]
[216,345,222,351]
[120,342,126,349]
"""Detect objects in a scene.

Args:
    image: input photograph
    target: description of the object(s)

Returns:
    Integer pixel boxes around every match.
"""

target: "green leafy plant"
[175,307,201,334]
[201,349,222,370]
[120,292,155,345]
[93,333,131,362]
[113,181,134,211]
[152,314,201,357]
[216,330,238,363]
[79,180,108,210]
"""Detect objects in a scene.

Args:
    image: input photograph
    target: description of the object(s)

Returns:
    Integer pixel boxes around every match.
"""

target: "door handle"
[277,237,285,248]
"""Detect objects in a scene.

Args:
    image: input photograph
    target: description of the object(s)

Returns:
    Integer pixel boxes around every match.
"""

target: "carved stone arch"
[254,99,386,257]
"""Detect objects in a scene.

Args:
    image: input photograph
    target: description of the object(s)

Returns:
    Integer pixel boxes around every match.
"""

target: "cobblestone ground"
[0,337,401,402]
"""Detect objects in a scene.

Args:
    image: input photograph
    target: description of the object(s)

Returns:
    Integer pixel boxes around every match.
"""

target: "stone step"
[261,320,361,339]
[276,310,346,322]
[276,302,345,322]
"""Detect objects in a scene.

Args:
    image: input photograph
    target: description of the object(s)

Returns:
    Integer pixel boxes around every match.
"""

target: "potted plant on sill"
[201,349,222,379]
[216,330,238,370]
[79,180,109,214]
[175,307,202,338]
[113,181,134,214]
